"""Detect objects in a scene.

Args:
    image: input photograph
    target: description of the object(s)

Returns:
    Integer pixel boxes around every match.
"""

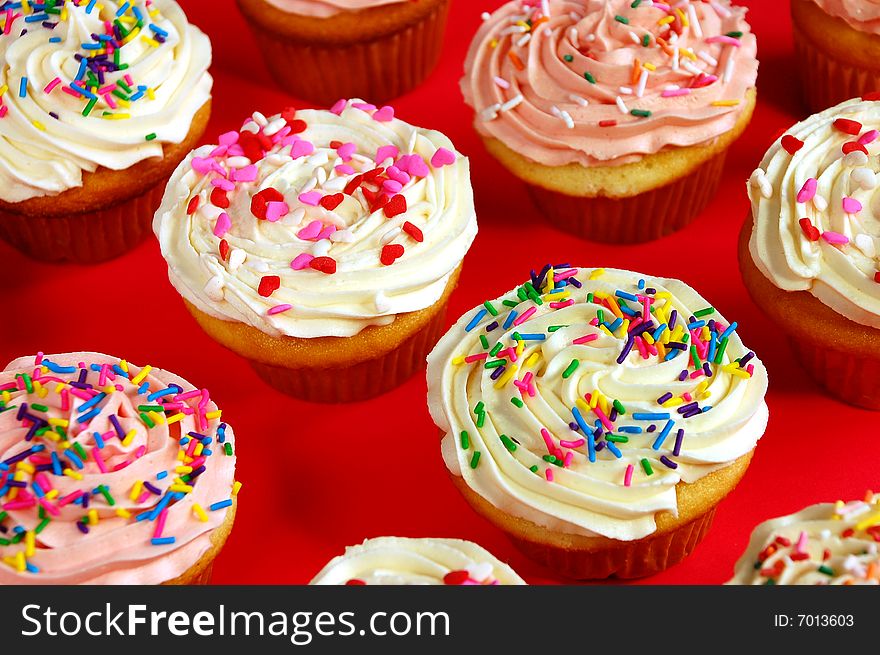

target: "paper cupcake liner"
[247,300,450,403]
[794,24,880,112]
[246,0,450,106]
[526,149,727,243]
[0,182,165,264]
[507,507,717,580]
[787,337,880,411]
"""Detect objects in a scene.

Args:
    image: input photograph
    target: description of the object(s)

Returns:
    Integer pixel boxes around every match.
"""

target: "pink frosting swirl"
[262,0,406,18]
[0,353,237,584]
[811,0,880,34]
[461,0,759,167]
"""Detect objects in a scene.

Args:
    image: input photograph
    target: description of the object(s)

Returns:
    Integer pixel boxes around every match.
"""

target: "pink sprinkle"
[624,464,634,487]
[330,99,348,115]
[513,306,537,326]
[298,191,322,206]
[593,406,615,432]
[134,445,146,459]
[572,333,599,345]
[545,468,554,482]
[691,74,718,88]
[92,448,107,473]
[563,451,573,468]
[559,438,586,449]
[267,304,292,315]
[842,197,862,214]
[232,165,258,182]
[382,179,403,194]
[859,130,879,145]
[0,106,7,118]
[335,164,355,175]
[38,497,59,516]
[386,166,410,185]
[372,105,394,122]
[191,157,215,175]
[822,231,849,245]
[43,77,61,94]
[210,177,234,192]
[60,388,70,412]
[124,74,134,87]
[57,491,84,507]
[661,88,690,97]
[290,253,315,270]
[209,145,228,158]
[153,509,168,539]
[291,139,315,159]
[375,145,399,163]
[550,299,574,309]
[705,35,741,46]
[337,142,357,161]
[796,178,818,203]
[296,220,323,239]
[464,353,489,363]
[218,131,240,146]
[795,530,808,553]
[103,93,117,109]
[316,225,337,240]
[265,201,289,222]
[213,212,231,238]
[540,428,559,457]
[431,147,456,168]
[554,269,578,281]
[398,154,430,178]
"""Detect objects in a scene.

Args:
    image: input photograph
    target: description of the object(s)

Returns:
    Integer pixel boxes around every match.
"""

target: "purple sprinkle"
[568,278,582,289]
[682,407,701,419]
[485,321,499,332]
[739,351,755,366]
[609,407,618,422]
[657,392,673,404]
[490,366,505,381]
[16,403,29,421]
[668,310,678,330]
[109,414,124,438]
[678,370,688,381]
[569,421,579,432]
[647,424,657,433]
[143,482,162,495]
[660,455,678,469]
[702,362,712,377]
[673,429,684,456]
[617,337,635,364]
[677,402,699,414]
[594,440,605,452]
[4,448,35,465]
[77,521,89,534]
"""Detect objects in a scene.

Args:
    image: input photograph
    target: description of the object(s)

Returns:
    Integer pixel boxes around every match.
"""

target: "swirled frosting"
[154,99,477,339]
[0,352,238,585]
[309,537,526,585]
[811,0,880,35]
[728,494,880,585]
[747,98,880,329]
[0,0,212,203]
[427,266,769,541]
[461,0,758,167]
[263,0,406,19]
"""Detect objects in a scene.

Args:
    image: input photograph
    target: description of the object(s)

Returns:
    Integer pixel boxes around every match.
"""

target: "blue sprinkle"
[147,387,175,401]
[18,77,27,97]
[26,562,39,574]
[50,452,62,476]
[502,310,518,330]
[156,471,168,480]
[633,412,670,421]
[516,333,546,341]
[64,449,84,470]
[465,309,487,332]
[687,320,706,330]
[43,360,77,374]
[137,382,150,395]
[149,24,169,37]
[151,537,176,546]
[77,392,106,413]
[618,426,643,434]
[720,321,738,340]
[615,290,639,302]
[93,431,105,449]
[652,420,675,451]
[605,441,622,458]
[209,499,233,511]
[76,407,101,424]
[31,481,45,498]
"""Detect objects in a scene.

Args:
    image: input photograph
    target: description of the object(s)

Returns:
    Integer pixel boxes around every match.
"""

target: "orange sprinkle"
[508,51,525,71]
[531,16,549,31]
[631,58,641,85]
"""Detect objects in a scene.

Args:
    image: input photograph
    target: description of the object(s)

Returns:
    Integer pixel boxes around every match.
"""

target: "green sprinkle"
[631,0,642,6]
[502,299,519,308]
[694,307,716,318]
[19,373,34,394]
[484,359,506,369]
[642,33,650,47]
[529,465,539,473]
[0,538,9,546]
[714,337,729,364]
[137,404,164,412]
[563,54,574,62]
[111,89,130,102]
[460,430,470,450]
[139,412,156,428]
[765,579,775,586]
[117,79,132,93]
[511,331,522,342]
[562,359,579,379]
[606,434,629,443]
[224,442,233,456]
[690,344,701,369]
[484,301,499,317]
[511,397,524,408]
[818,565,835,576]
[476,411,486,429]
[35,518,51,534]
[631,109,652,118]
[72,442,87,461]
[500,435,517,452]
[11,532,22,545]
[97,484,115,506]
[597,309,605,324]
[479,334,489,350]
[145,133,157,141]
[726,31,743,38]
[490,342,503,356]
[517,287,528,301]
[614,15,629,24]
[584,71,596,84]
[0,511,7,523]
[470,451,481,469]
[474,401,485,415]
[587,292,594,304]
[547,325,568,332]
[681,332,690,344]
[613,399,626,415]
[641,458,654,476]
[30,403,49,412]
[82,96,97,117]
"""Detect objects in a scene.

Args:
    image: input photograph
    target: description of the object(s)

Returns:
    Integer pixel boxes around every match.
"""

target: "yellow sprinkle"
[47,417,69,428]
[0,84,8,97]
[598,394,610,416]
[657,15,675,25]
[164,412,185,425]
[643,62,656,71]
[170,484,194,494]
[122,429,137,447]
[452,355,466,365]
[102,385,116,394]
[525,352,540,368]
[515,340,524,357]
[589,392,600,409]
[1,390,9,404]
[130,365,151,385]
[25,531,35,557]
[177,450,186,462]
[662,397,685,407]
[643,332,655,345]
[146,88,156,100]
[205,410,222,420]
[697,380,709,394]
[494,364,519,389]
[654,292,671,300]
[15,551,26,573]
[54,382,67,393]
[231,481,242,496]
[103,113,131,120]
[37,385,48,399]
[87,509,98,526]
[681,48,696,61]
[116,508,131,519]
[193,443,204,457]
[32,121,46,131]
[855,512,880,532]
[193,504,209,522]
[544,291,569,301]
[619,319,630,337]
[600,324,613,336]
[63,468,83,481]
[676,7,689,26]
[544,268,555,294]
[722,365,751,379]
[130,481,144,501]
[489,38,498,48]
[575,398,591,414]
[175,466,193,474]
[701,326,711,341]
[711,99,740,107]
[140,34,160,47]
[119,359,129,373]
[44,489,59,501]
[589,268,605,280]
[16,461,35,474]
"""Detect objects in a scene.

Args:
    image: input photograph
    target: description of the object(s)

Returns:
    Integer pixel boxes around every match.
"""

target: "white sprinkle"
[315,166,327,185]
[501,94,524,112]
[568,26,579,47]
[672,47,680,71]
[688,4,703,39]
[228,248,247,271]
[322,176,348,193]
[615,96,629,114]
[226,156,251,169]
[682,60,703,76]
[855,234,876,258]
[263,118,287,136]
[494,76,510,89]
[312,239,332,257]
[240,121,259,134]
[250,111,268,127]
[722,56,736,83]
[282,207,306,227]
[380,228,402,245]
[750,168,772,199]
[500,25,528,36]
[467,562,494,583]
[844,152,869,168]
[307,151,330,167]
[560,109,574,129]
[516,33,531,48]
[629,31,641,45]
[541,0,550,18]
[619,86,633,96]
[569,93,589,107]
[698,50,718,67]
[664,84,681,91]
[480,103,502,121]
[204,276,225,302]
[813,194,828,212]
[330,229,354,243]
[481,11,491,20]
[300,177,318,194]
[636,69,648,98]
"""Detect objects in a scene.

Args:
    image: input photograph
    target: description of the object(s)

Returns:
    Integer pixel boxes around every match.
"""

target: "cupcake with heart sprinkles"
[153,99,477,403]
[461,0,758,242]
[310,537,526,585]
[727,492,880,585]
[427,266,769,579]
[741,97,880,410]
[0,352,239,584]
[0,0,212,263]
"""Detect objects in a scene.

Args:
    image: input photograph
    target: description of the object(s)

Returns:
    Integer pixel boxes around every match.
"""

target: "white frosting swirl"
[427,267,768,541]
[0,0,212,203]
[309,537,526,585]
[154,100,477,339]
[728,494,880,585]
[748,98,880,328]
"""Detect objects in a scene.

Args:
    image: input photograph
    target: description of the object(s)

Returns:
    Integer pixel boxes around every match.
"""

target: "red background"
[2,0,877,585]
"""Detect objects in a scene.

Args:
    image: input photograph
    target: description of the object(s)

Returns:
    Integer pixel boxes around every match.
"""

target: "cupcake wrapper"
[247,0,450,106]
[248,300,450,403]
[788,337,880,411]
[0,182,165,264]
[165,562,215,586]
[526,149,727,243]
[794,25,880,112]
[508,507,717,580]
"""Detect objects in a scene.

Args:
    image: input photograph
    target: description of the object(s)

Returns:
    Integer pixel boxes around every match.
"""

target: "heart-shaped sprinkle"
[443,570,470,586]
[320,193,344,211]
[237,132,265,162]
[316,225,337,240]
[799,218,820,242]
[344,174,364,196]
[309,256,337,274]
[402,221,424,242]
[258,275,281,297]
[796,178,817,203]
[232,165,258,183]
[191,157,215,175]
[375,144,399,163]
[251,187,285,219]
[290,139,315,159]
[822,231,849,245]
[186,195,200,215]
[290,253,314,270]
[780,135,804,155]
[213,212,231,238]
[330,99,348,115]
[384,194,407,218]
[842,196,862,214]
[218,130,240,146]
[297,220,323,240]
[372,105,394,122]
[287,119,307,134]
[298,190,322,206]
[833,118,862,135]
[380,243,405,265]
[382,179,403,194]
[407,155,430,178]
[336,142,357,161]
[466,562,494,583]
[229,248,246,270]
[431,147,456,167]
[265,201,289,222]
[386,166,410,186]
[335,164,355,175]
[219,239,230,261]
[842,141,868,156]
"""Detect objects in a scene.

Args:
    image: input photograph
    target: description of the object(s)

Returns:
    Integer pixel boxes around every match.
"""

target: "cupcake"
[461,0,758,243]
[0,352,239,584]
[310,537,526,584]
[427,266,769,579]
[742,97,880,410]
[792,0,880,112]
[727,492,880,585]
[0,0,212,263]
[154,99,477,403]
[236,0,450,106]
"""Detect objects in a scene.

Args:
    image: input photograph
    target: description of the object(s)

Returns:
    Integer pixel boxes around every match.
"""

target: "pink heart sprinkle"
[218,131,240,146]
[266,201,290,222]
[330,99,348,115]
[859,130,879,145]
[296,220,323,240]
[334,164,356,175]
[431,147,456,168]
[232,164,258,183]
[336,142,357,161]
[209,145,228,158]
[372,105,394,122]
[298,191,322,206]
[796,178,817,203]
[842,197,862,214]
[316,225,337,240]
[213,212,231,238]
[211,177,235,191]
[386,166,410,185]
[822,231,849,245]
[290,253,315,270]
[291,139,315,159]
[382,180,403,194]
[227,144,245,157]
[399,154,429,178]
[191,157,214,175]
[375,145,399,163]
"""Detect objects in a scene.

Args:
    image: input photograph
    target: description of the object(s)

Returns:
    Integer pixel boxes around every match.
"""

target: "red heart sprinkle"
[799,217,820,241]
[443,570,470,586]
[257,131,273,151]
[343,174,363,196]
[251,187,285,219]
[238,132,265,162]
[780,135,804,154]
[320,193,344,211]
[380,243,405,265]
[210,187,230,209]
[402,221,424,242]
[833,118,862,135]
[281,107,297,122]
[219,239,229,261]
[370,193,389,213]
[384,194,407,218]
[287,119,307,134]
[309,256,337,274]
[345,579,366,586]
[258,275,281,297]
[186,195,200,215]
[363,167,385,182]
[842,141,868,155]
[330,140,343,149]
[868,525,880,541]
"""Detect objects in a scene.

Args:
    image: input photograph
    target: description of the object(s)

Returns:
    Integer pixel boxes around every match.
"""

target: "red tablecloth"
[2,0,877,585]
